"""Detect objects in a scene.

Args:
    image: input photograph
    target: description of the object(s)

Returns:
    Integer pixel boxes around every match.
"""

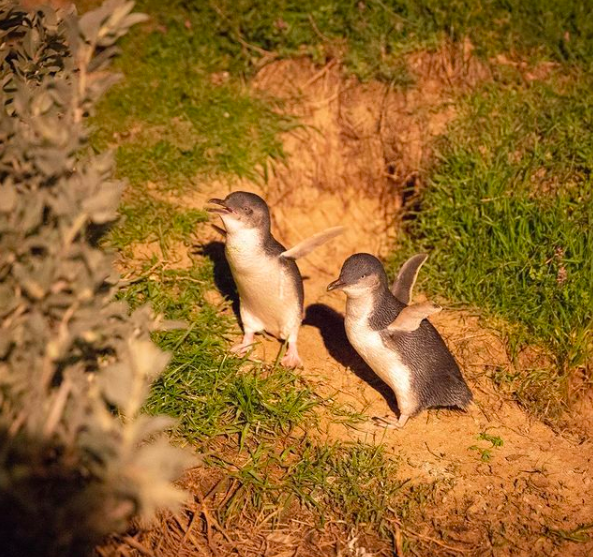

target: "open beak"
[207,198,232,214]
[327,278,345,292]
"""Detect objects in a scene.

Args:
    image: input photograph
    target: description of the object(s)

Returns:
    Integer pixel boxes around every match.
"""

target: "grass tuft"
[286,442,406,526]
[108,198,207,252]
[394,76,593,397]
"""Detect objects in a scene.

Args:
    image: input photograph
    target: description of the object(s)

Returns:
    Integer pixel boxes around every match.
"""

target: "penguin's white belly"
[345,318,417,415]
[227,250,300,339]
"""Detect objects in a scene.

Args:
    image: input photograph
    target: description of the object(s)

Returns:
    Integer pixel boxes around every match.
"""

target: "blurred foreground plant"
[0,2,191,556]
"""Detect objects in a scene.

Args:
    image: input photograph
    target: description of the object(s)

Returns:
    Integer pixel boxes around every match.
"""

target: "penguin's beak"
[207,198,232,214]
[327,278,345,292]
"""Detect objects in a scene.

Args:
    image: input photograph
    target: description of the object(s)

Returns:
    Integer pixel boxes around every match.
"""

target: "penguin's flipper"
[391,253,428,304]
[387,301,441,333]
[211,224,227,237]
[280,226,345,260]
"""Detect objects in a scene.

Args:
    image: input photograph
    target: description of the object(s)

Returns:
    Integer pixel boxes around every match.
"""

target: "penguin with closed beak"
[208,191,343,368]
[327,253,472,428]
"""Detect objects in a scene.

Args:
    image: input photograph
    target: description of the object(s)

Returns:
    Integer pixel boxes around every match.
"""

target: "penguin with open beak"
[208,191,343,368]
[328,253,472,428]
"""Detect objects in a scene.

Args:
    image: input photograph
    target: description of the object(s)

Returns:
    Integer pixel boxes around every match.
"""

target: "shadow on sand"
[304,302,400,416]
[193,240,242,325]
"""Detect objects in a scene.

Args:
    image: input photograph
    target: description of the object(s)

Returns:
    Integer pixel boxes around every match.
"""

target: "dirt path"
[186,56,593,556]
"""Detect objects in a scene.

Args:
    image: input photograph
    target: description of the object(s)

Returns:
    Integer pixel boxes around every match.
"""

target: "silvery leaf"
[129,338,171,382]
[0,182,16,212]
[98,362,133,408]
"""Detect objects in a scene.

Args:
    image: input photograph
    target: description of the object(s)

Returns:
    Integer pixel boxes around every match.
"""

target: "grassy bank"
[393,75,593,421]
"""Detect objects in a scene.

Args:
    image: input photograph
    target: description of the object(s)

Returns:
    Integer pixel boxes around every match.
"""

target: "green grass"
[93,2,294,189]
[285,442,408,525]
[118,263,319,444]
[91,0,593,152]
[469,431,504,462]
[215,439,444,531]
[147,0,593,82]
[489,364,571,424]
[107,197,207,253]
[393,77,593,375]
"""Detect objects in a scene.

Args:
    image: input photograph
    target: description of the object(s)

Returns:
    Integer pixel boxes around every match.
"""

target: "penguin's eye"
[242,206,253,215]
[361,274,367,279]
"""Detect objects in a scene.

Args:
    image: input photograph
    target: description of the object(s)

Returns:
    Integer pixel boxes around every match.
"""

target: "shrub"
[0,2,191,556]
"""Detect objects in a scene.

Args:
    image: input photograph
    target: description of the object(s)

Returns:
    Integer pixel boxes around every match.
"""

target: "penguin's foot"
[372,414,410,429]
[230,343,251,356]
[281,344,302,368]
[230,332,255,356]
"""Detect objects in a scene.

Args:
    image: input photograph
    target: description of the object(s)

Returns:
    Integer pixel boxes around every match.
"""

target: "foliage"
[0,2,191,556]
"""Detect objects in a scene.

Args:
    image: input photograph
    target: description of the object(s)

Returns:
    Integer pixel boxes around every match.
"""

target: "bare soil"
[101,53,593,557]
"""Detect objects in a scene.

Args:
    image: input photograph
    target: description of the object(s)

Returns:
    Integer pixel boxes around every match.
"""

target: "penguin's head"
[327,253,388,298]
[207,191,271,233]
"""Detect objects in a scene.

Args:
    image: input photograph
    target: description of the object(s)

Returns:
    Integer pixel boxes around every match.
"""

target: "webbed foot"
[372,414,410,429]
[230,332,255,356]
[281,343,303,368]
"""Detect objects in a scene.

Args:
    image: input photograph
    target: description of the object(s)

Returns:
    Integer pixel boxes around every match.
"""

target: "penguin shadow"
[304,303,400,417]
[193,240,241,324]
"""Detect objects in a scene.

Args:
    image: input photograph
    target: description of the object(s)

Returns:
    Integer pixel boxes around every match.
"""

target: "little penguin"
[207,191,344,368]
[327,253,472,428]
